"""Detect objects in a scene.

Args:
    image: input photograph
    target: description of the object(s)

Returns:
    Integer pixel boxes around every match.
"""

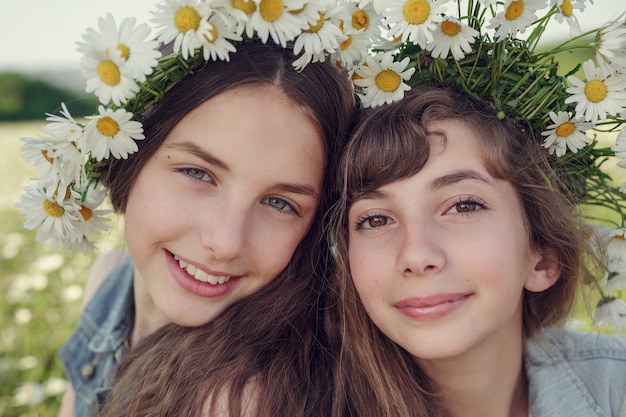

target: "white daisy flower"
[488,0,547,40]
[354,51,416,108]
[77,13,161,83]
[67,184,111,254]
[384,0,448,48]
[343,1,384,42]
[356,0,385,14]
[607,270,626,293]
[606,227,626,265]
[82,106,145,161]
[552,0,584,35]
[292,6,344,69]
[427,16,479,60]
[17,184,82,248]
[540,111,593,156]
[334,29,371,69]
[612,128,626,168]
[594,297,626,330]
[249,0,308,47]
[79,46,140,106]
[565,59,626,123]
[152,0,215,59]
[41,103,83,144]
[21,136,64,184]
[594,16,626,71]
[199,15,241,61]
[211,0,257,38]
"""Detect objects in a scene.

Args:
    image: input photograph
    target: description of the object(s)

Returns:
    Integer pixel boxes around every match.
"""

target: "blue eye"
[182,168,211,182]
[263,197,297,214]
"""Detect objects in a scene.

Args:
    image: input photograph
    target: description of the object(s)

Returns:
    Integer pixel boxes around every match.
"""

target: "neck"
[131,267,170,347]
[418,331,528,417]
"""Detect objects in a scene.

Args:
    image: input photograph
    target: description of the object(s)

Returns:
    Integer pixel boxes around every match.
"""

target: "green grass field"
[0,121,122,416]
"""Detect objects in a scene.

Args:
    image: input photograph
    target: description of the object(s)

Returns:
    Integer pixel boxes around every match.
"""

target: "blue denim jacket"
[59,256,135,417]
[526,328,626,417]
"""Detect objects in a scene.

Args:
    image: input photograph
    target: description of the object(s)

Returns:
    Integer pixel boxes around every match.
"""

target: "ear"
[524,246,562,292]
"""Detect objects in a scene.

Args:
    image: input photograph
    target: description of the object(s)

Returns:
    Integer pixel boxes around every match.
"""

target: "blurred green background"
[0,73,123,416]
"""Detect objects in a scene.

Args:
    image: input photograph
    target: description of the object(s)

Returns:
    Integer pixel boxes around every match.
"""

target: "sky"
[0,0,624,72]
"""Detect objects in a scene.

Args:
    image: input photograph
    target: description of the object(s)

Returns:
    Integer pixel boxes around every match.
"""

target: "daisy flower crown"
[346,0,626,330]
[18,0,370,254]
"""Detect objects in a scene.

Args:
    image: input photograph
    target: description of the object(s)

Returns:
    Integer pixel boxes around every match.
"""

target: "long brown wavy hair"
[97,42,356,417]
[327,85,598,417]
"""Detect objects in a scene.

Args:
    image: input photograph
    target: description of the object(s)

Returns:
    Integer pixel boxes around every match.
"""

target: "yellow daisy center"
[555,122,576,137]
[97,60,121,86]
[175,6,201,33]
[403,0,431,25]
[79,206,93,221]
[260,0,284,23]
[97,116,120,137]
[352,11,370,31]
[117,43,131,60]
[340,35,353,50]
[560,0,573,17]
[441,20,461,37]
[203,25,219,43]
[505,0,525,21]
[584,79,608,103]
[42,150,54,164]
[305,13,325,33]
[375,70,402,92]
[44,200,65,218]
[232,0,257,14]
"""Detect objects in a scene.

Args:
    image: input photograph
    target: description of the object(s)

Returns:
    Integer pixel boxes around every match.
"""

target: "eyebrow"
[164,141,319,198]
[352,169,492,203]
[430,169,492,190]
[164,141,229,171]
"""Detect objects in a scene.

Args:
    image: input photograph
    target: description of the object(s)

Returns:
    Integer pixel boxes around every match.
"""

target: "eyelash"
[445,196,487,215]
[352,196,487,230]
[177,168,300,216]
[354,212,392,231]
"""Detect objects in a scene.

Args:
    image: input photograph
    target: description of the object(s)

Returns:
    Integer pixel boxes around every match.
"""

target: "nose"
[396,221,445,277]
[199,200,249,261]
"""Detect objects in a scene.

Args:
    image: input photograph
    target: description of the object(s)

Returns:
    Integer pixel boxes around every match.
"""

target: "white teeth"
[174,256,231,285]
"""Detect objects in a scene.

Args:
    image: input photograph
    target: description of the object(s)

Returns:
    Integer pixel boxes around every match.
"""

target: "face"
[124,85,324,329]
[347,119,543,364]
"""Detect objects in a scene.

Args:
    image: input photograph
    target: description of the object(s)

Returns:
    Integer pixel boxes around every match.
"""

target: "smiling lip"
[165,251,242,298]
[394,293,472,321]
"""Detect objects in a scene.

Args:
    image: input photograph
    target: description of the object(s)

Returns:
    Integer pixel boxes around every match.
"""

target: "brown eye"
[456,202,479,213]
[367,215,388,228]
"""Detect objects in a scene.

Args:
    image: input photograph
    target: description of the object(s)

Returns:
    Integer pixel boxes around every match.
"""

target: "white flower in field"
[249,0,308,47]
[43,378,68,397]
[14,382,45,406]
[488,0,546,40]
[18,356,38,370]
[353,51,415,108]
[152,0,215,59]
[13,308,32,325]
[384,0,448,48]
[541,111,593,156]
[565,59,626,123]
[594,297,626,330]
[77,13,161,83]
[82,106,145,161]
[427,16,479,60]
[62,284,84,302]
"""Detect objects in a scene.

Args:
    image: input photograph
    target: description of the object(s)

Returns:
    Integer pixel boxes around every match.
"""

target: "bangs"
[343,105,431,204]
